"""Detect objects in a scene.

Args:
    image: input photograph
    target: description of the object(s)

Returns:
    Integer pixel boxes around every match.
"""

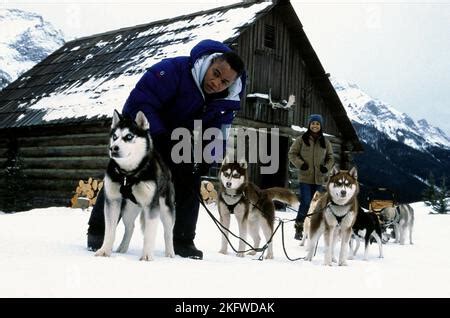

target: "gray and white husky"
[95,110,175,261]
[305,167,359,266]
[396,204,414,245]
[381,204,414,245]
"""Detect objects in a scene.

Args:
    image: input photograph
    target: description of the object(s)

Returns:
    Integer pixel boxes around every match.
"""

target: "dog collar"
[224,192,241,198]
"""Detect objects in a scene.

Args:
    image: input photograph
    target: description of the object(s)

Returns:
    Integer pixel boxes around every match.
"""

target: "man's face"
[203,59,238,94]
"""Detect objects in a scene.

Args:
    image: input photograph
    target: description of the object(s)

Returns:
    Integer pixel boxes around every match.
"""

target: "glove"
[300,162,309,171]
[320,165,328,174]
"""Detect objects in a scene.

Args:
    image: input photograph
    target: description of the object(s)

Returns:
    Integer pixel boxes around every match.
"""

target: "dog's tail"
[264,187,299,210]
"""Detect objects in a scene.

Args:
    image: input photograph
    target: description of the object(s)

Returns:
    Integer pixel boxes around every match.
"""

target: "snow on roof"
[0,1,273,127]
[247,93,270,99]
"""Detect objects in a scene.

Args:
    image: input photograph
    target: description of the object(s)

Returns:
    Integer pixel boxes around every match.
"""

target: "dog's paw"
[265,253,274,260]
[247,250,257,256]
[116,246,128,254]
[166,250,175,258]
[95,248,111,257]
[140,254,154,261]
[219,249,228,255]
[332,257,337,263]
[236,252,245,258]
[323,260,332,266]
[347,255,354,260]
[304,255,312,262]
[338,260,348,266]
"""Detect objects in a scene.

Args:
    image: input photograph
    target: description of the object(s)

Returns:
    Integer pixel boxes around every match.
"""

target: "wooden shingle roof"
[0,1,274,128]
[0,0,362,151]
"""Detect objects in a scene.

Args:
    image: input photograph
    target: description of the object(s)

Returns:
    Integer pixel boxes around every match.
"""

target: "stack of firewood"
[71,177,103,209]
[200,180,217,204]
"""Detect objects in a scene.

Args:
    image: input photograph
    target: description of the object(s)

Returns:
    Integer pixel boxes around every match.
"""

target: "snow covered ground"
[0,202,449,298]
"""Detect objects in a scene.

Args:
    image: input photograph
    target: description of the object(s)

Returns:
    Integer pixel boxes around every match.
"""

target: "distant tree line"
[423,173,449,214]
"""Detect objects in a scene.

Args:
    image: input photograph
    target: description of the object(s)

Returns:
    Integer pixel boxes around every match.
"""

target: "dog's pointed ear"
[112,110,121,129]
[135,111,149,131]
[349,166,358,180]
[330,165,339,177]
[222,155,230,165]
[312,191,320,201]
[238,158,248,169]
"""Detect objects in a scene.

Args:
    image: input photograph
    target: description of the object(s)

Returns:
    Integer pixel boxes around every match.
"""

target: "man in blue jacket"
[87,39,246,259]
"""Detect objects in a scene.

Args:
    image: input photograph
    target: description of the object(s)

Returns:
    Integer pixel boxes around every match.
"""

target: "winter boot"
[294,221,304,241]
[174,239,203,260]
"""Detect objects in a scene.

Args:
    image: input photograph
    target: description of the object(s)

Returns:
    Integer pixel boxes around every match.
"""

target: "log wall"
[0,122,110,211]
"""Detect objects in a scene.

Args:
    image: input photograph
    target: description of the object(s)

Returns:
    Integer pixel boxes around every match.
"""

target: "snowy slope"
[0,202,449,298]
[332,77,450,150]
[0,9,65,89]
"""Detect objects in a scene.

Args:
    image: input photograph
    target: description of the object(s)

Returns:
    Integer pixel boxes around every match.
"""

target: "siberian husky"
[304,167,359,266]
[379,204,414,245]
[349,207,383,260]
[395,204,414,245]
[218,158,299,259]
[95,110,175,261]
[299,191,326,247]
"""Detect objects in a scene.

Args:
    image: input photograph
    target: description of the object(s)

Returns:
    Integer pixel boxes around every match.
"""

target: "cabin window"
[264,24,276,49]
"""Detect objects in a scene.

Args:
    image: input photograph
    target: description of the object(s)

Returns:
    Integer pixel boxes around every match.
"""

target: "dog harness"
[328,203,351,224]
[226,201,239,214]
[221,192,242,214]
[112,166,140,205]
[119,176,138,205]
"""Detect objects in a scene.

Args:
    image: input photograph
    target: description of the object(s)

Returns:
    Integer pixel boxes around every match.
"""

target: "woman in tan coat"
[288,114,334,240]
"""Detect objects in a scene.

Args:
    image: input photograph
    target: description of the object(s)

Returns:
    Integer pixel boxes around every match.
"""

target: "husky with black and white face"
[95,110,175,261]
[304,166,360,266]
[217,157,299,259]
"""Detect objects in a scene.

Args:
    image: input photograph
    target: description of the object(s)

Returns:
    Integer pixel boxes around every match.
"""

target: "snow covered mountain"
[331,78,450,204]
[332,77,450,151]
[0,8,65,89]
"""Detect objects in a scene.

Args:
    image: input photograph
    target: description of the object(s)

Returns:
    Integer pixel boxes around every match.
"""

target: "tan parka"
[288,133,334,185]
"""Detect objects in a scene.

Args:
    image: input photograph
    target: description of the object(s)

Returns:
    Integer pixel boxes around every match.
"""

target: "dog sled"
[367,188,397,243]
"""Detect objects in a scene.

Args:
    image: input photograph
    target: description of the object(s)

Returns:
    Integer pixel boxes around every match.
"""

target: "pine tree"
[423,172,437,206]
[432,176,449,214]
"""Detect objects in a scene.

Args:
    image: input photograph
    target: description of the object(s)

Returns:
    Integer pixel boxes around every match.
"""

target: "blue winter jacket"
[122,40,245,137]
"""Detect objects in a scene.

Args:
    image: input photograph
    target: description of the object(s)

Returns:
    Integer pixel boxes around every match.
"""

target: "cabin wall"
[235,9,339,135]
[218,123,344,190]
[231,8,352,189]
[0,122,110,211]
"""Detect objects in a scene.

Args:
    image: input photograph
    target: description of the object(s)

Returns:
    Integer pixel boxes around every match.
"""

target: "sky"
[2,0,450,134]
